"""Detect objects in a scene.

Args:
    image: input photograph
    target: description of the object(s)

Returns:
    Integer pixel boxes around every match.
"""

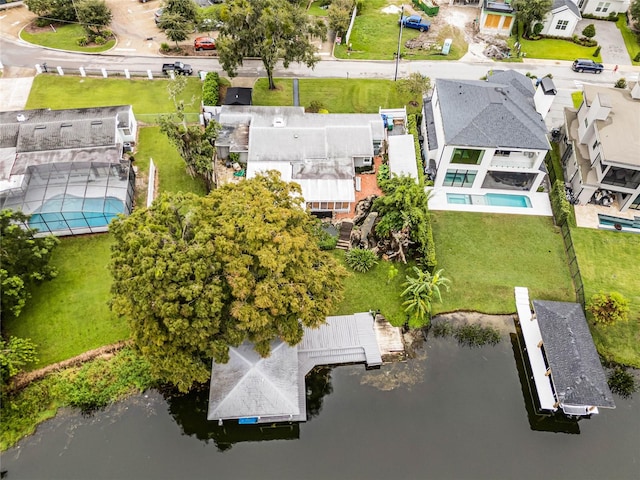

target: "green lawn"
[308,0,329,16]
[135,127,207,199]
[254,78,419,113]
[571,227,640,367]
[571,90,584,109]
[331,251,415,326]
[20,24,115,53]
[431,211,575,314]
[26,76,203,119]
[511,23,602,62]
[3,235,128,368]
[616,14,640,65]
[333,0,467,60]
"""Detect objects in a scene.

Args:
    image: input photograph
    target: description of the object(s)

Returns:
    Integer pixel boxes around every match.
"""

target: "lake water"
[2,328,638,480]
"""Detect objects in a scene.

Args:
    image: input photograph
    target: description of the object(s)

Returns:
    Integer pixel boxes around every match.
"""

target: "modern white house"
[560,83,640,212]
[540,0,582,37]
[479,0,516,36]
[576,0,630,16]
[214,106,385,216]
[421,70,556,215]
[0,106,137,236]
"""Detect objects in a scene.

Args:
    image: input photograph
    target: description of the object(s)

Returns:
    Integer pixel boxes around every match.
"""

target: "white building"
[540,0,582,38]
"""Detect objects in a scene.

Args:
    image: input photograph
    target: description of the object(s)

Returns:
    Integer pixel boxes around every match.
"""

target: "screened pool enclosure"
[1,161,135,236]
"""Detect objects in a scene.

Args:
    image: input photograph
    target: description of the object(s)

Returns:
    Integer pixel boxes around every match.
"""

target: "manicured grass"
[571,90,584,109]
[20,23,115,53]
[571,227,640,367]
[511,23,602,62]
[430,211,574,314]
[333,0,467,60]
[308,0,329,16]
[26,76,203,118]
[331,251,415,326]
[254,78,419,113]
[136,127,207,199]
[616,14,640,65]
[2,235,129,368]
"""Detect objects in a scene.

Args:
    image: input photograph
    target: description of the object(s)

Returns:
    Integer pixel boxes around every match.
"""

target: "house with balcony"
[421,70,556,214]
[214,106,385,216]
[540,0,582,38]
[479,0,516,35]
[560,83,640,212]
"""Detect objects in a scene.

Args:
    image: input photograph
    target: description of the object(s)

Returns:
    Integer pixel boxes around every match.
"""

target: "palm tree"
[401,267,450,328]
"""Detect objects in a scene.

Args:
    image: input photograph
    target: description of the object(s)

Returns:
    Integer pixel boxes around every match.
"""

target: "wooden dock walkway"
[373,313,406,362]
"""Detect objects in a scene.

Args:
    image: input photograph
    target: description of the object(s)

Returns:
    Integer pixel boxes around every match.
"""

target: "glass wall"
[481,171,537,191]
[443,169,477,187]
[451,148,484,165]
[1,161,135,236]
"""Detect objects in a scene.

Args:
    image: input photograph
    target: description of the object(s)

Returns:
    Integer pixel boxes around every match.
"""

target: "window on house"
[595,2,610,12]
[555,20,569,30]
[481,171,537,191]
[451,148,484,165]
[123,128,131,136]
[584,118,588,128]
[494,150,512,157]
[602,166,640,189]
[443,169,477,187]
[630,193,640,210]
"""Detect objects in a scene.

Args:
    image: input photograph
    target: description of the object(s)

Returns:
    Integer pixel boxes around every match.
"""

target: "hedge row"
[407,114,425,185]
[550,179,572,226]
[202,72,220,106]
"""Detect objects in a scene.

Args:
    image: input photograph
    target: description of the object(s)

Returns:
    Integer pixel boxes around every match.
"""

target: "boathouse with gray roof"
[208,312,384,424]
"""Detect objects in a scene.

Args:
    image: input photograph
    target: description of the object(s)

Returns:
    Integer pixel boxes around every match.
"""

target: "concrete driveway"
[575,18,630,67]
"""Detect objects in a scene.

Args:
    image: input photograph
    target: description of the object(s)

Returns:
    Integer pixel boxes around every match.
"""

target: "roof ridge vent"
[16,114,26,122]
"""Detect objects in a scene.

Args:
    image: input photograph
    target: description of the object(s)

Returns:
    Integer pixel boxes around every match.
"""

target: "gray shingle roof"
[552,0,581,17]
[532,300,615,409]
[16,118,117,152]
[435,74,550,150]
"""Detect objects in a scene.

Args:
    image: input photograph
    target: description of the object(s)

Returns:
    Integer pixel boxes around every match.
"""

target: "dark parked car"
[399,15,430,32]
[572,59,604,74]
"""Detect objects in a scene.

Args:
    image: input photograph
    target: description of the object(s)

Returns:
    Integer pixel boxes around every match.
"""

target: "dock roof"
[532,300,615,409]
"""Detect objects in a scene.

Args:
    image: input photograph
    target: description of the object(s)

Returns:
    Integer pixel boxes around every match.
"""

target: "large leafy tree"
[401,267,450,328]
[24,0,78,23]
[217,0,327,89]
[159,13,193,48]
[327,0,354,37]
[0,210,59,319]
[512,0,553,39]
[76,0,112,37]
[109,172,346,392]
[0,336,37,388]
[631,0,640,26]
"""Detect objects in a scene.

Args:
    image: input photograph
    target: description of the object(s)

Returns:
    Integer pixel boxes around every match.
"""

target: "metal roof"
[388,135,418,179]
[208,313,382,423]
[532,300,615,409]
[435,74,550,150]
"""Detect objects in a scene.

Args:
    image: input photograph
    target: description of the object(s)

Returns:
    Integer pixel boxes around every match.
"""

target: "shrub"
[344,248,378,273]
[312,221,338,250]
[202,71,220,106]
[550,179,572,226]
[431,321,454,338]
[582,24,596,39]
[635,52,640,62]
[614,78,627,89]
[607,11,618,21]
[593,45,601,57]
[587,292,630,326]
[407,114,425,185]
[533,22,544,36]
[76,37,89,46]
[306,100,326,113]
[94,36,106,45]
[377,163,390,186]
[453,324,501,347]
[608,366,637,398]
[160,42,170,53]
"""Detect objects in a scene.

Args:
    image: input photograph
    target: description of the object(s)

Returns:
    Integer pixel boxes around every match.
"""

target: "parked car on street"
[399,15,430,32]
[194,36,216,51]
[154,8,164,25]
[162,61,193,75]
[571,59,604,74]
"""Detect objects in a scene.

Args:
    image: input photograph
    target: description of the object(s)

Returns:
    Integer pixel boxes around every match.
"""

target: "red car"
[194,37,216,51]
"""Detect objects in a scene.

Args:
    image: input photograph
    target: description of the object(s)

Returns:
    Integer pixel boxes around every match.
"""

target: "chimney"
[533,77,557,119]
[631,82,640,100]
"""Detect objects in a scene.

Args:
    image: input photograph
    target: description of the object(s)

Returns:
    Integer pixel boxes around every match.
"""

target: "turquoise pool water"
[598,214,640,233]
[29,196,125,232]
[447,193,532,208]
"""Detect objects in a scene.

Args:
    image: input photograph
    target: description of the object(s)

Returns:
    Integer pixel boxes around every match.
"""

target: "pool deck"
[573,201,638,230]
[426,189,553,216]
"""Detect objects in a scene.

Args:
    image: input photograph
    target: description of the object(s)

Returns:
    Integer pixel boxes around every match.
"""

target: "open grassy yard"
[571,227,640,367]
[3,235,128,368]
[511,23,602,62]
[330,251,415,327]
[254,78,419,113]
[571,91,584,109]
[26,76,202,118]
[431,212,574,314]
[20,24,115,53]
[616,14,640,65]
[308,0,329,16]
[333,0,467,60]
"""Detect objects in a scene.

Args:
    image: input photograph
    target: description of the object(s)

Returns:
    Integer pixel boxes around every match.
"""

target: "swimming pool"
[29,196,125,232]
[598,214,640,233]
[447,193,532,208]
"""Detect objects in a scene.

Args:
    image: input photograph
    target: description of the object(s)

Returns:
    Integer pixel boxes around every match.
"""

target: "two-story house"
[560,83,640,212]
[576,0,630,16]
[421,70,556,214]
[540,0,582,38]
